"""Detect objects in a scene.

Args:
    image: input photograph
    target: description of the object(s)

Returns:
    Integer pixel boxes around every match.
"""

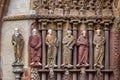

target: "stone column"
[57,22,63,80]
[56,21,63,68]
[55,19,65,80]
[72,22,78,80]
[88,22,94,80]
[41,21,47,80]
[57,22,62,80]
[104,22,110,80]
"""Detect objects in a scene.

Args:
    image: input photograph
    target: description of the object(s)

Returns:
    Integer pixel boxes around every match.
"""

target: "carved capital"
[55,19,65,30]
[104,22,110,31]
[70,19,79,30]
[39,19,48,30]
[57,22,63,30]
[87,22,94,31]
[72,23,78,30]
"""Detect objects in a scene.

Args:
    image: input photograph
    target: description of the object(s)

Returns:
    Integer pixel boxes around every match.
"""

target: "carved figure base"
[79,66,88,80]
[48,68,55,80]
[62,69,71,80]
[30,68,40,80]
[12,63,24,80]
[94,69,103,80]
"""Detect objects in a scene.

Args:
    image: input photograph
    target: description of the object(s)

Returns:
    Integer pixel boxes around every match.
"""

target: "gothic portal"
[1,0,120,80]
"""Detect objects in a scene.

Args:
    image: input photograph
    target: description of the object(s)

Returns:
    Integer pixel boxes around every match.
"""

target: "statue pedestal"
[12,63,24,80]
[62,69,71,80]
[30,64,41,80]
[79,65,89,80]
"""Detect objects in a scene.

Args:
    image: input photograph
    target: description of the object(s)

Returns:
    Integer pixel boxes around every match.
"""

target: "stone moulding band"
[3,14,114,21]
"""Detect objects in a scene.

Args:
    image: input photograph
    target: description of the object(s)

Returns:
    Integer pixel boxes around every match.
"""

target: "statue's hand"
[12,41,16,46]
[96,45,99,48]
[69,46,73,49]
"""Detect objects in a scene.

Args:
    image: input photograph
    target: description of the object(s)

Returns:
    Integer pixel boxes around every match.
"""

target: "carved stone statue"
[29,29,42,66]
[12,28,24,63]
[45,29,59,68]
[62,30,75,68]
[76,30,89,67]
[93,29,105,69]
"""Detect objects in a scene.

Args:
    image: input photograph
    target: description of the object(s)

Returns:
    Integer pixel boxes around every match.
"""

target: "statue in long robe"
[76,30,89,67]
[93,29,105,69]
[29,29,42,66]
[12,28,24,63]
[62,30,75,68]
[45,29,59,68]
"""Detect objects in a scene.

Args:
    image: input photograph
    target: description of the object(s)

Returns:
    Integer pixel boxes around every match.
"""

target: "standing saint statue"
[12,28,24,63]
[62,30,75,68]
[29,29,42,66]
[93,28,105,69]
[76,30,89,67]
[45,29,59,68]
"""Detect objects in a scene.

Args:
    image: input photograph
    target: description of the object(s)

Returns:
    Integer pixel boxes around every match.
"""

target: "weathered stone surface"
[7,0,30,16]
[1,20,32,80]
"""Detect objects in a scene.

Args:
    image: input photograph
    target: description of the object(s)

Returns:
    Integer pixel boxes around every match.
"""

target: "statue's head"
[96,28,102,36]
[14,28,19,34]
[67,30,72,37]
[48,29,53,35]
[32,29,38,35]
[82,30,87,37]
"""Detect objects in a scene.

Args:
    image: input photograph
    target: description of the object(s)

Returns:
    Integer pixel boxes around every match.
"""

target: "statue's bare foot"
[67,64,73,68]
[53,64,58,68]
[85,63,89,66]
[45,65,49,68]
[61,64,65,67]
[100,65,104,69]
[38,62,42,66]
[30,62,34,65]
[76,64,80,67]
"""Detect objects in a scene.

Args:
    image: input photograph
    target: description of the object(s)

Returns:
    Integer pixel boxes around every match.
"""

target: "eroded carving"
[93,28,105,69]
[29,29,42,66]
[45,29,59,68]
[76,30,89,67]
[62,30,75,68]
[12,28,24,64]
